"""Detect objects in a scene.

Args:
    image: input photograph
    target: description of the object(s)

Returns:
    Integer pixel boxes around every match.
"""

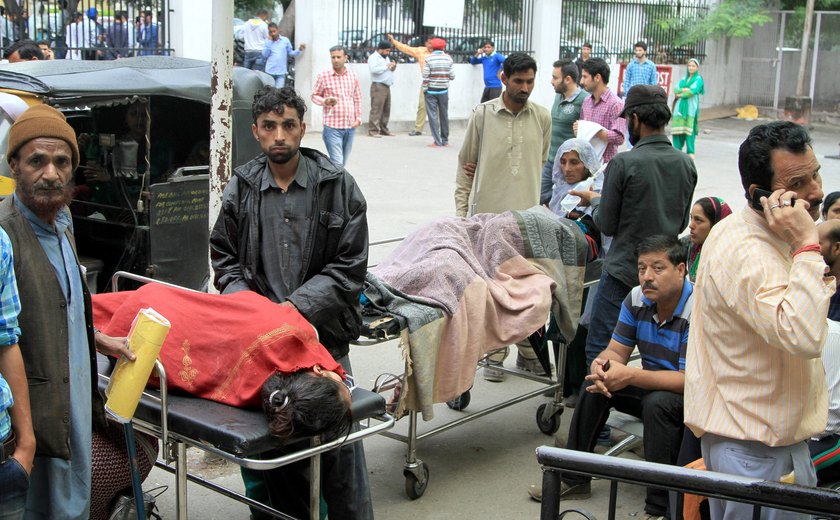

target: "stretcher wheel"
[445,390,471,411]
[536,403,561,435]
[404,462,430,499]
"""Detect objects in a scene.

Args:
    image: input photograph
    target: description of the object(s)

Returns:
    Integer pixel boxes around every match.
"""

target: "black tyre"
[404,462,430,500]
[445,390,471,411]
[536,403,561,435]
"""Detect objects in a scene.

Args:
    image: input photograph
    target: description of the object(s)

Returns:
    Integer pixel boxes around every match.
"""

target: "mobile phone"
[751,188,796,211]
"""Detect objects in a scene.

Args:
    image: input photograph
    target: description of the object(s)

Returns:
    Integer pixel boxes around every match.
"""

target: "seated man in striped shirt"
[531,235,691,519]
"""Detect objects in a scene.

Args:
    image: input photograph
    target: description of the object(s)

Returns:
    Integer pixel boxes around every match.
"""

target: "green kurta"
[671,73,704,137]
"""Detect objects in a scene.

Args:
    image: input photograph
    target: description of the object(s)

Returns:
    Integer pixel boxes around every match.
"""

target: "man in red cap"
[422,37,454,147]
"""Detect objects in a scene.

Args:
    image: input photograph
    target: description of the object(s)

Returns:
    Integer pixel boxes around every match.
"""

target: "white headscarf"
[549,138,604,216]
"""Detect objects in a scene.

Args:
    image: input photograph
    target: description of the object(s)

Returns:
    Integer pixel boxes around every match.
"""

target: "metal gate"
[740,10,840,111]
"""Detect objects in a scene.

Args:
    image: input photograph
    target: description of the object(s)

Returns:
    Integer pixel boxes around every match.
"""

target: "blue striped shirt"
[0,227,22,441]
[612,277,693,372]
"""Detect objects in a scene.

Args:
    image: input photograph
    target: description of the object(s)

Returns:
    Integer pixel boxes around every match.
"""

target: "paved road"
[144,117,840,519]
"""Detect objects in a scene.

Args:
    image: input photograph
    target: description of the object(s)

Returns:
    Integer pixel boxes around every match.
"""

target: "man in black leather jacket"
[210,86,372,520]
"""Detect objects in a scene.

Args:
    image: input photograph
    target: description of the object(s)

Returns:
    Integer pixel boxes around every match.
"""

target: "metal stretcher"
[355,239,599,500]
[101,272,396,520]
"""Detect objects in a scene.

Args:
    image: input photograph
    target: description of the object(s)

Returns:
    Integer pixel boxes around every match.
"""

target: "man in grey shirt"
[211,86,372,520]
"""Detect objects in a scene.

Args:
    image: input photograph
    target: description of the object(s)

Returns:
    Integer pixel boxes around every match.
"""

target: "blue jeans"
[0,455,29,520]
[322,126,355,166]
[271,74,287,89]
[424,92,449,146]
[243,51,265,71]
[584,270,632,367]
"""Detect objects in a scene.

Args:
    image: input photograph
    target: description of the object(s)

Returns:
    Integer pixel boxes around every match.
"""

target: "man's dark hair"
[737,121,812,199]
[36,39,50,47]
[634,41,647,51]
[252,85,308,122]
[267,22,278,30]
[582,42,592,50]
[822,191,840,219]
[143,10,152,17]
[329,45,347,56]
[625,103,671,130]
[823,220,840,246]
[581,57,609,83]
[257,8,269,17]
[502,52,537,77]
[6,39,44,60]
[635,235,686,267]
[377,40,391,50]
[481,39,494,47]
[560,60,578,83]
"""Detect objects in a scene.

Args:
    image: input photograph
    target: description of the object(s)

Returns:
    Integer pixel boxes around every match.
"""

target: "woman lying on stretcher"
[92,283,353,445]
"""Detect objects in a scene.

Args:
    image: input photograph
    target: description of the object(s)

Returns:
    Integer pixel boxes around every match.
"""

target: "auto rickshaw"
[0,56,271,291]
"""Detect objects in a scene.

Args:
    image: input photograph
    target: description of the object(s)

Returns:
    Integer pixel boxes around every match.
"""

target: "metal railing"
[338,0,534,63]
[537,447,840,520]
[558,0,709,65]
[1,0,171,60]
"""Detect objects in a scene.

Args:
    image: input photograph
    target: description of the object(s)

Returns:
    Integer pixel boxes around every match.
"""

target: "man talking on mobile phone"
[685,121,830,520]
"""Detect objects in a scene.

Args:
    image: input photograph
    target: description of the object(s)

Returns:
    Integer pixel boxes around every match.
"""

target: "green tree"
[653,0,773,46]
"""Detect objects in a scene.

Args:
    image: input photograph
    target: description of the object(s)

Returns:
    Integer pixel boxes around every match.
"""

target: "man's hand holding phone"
[754,187,818,253]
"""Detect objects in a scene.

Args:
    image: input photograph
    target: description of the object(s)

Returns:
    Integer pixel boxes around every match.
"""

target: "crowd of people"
[0,15,837,520]
[3,7,164,63]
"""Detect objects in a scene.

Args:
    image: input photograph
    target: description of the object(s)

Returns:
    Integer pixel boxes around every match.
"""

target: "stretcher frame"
[358,239,597,499]
[103,271,396,520]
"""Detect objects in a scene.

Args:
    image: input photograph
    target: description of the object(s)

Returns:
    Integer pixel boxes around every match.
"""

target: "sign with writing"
[617,64,673,96]
[149,176,210,290]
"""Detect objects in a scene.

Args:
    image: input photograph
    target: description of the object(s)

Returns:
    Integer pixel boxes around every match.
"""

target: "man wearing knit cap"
[0,104,132,519]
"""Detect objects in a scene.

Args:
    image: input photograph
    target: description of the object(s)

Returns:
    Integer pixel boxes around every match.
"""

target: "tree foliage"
[654,0,773,46]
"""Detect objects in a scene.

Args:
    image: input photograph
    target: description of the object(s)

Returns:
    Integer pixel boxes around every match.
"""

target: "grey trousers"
[368,82,391,134]
[424,92,449,146]
[700,433,816,520]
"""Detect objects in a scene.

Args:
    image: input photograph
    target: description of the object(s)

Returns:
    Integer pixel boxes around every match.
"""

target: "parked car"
[0,57,271,291]
[350,32,411,63]
[339,28,366,49]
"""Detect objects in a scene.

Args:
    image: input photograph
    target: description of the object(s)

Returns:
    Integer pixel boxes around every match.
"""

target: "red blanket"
[93,284,343,408]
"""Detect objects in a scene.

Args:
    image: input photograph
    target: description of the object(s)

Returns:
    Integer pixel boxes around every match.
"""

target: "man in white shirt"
[367,41,396,137]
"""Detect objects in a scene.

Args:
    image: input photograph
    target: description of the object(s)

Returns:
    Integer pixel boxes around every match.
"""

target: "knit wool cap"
[7,104,79,169]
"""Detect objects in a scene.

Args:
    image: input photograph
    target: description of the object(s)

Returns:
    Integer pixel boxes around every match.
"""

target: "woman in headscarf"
[672,58,705,159]
[685,196,732,280]
[548,138,604,219]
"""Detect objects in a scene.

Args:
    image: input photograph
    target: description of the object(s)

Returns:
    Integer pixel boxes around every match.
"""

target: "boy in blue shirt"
[470,40,505,103]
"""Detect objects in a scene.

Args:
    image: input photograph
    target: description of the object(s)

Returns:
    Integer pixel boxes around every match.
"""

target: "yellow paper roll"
[105,307,171,422]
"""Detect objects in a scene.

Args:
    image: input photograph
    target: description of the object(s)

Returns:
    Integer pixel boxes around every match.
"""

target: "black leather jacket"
[210,148,368,359]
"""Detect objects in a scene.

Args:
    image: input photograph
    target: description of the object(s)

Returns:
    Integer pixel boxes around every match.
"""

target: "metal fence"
[338,0,535,64]
[1,0,171,60]
[537,447,840,520]
[558,0,709,65]
[740,10,840,112]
